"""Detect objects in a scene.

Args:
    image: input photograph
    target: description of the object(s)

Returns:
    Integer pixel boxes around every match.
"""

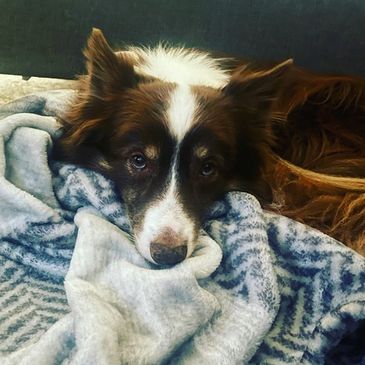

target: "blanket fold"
[0,91,364,364]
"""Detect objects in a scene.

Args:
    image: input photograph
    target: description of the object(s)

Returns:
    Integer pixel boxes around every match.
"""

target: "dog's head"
[57,29,291,265]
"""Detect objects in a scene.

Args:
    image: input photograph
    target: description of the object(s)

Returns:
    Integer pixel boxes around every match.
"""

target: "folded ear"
[223,59,293,113]
[84,28,137,97]
[222,60,293,195]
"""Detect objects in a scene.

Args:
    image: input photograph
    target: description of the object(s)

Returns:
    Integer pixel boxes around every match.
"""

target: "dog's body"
[54,29,365,262]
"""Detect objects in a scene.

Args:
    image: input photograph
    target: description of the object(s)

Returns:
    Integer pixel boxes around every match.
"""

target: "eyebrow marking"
[96,156,112,170]
[194,146,209,159]
[145,145,159,159]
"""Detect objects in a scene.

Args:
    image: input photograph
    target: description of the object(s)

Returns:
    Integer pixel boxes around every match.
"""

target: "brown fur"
[261,66,365,255]
[55,29,365,258]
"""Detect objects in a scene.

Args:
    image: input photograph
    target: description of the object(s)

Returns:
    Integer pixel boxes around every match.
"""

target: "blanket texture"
[0,90,364,365]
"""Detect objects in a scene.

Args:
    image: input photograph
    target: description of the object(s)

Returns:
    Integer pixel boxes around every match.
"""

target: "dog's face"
[57,29,291,265]
[103,83,239,264]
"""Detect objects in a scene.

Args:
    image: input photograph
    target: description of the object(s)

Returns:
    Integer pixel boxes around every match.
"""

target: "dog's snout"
[150,242,187,265]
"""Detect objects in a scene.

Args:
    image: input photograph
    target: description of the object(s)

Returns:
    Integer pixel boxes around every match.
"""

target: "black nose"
[150,242,187,265]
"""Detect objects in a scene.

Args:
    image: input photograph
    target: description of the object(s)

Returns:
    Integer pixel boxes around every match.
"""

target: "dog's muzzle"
[149,228,188,265]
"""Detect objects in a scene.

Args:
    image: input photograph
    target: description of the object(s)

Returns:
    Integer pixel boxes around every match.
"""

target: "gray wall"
[0,0,364,78]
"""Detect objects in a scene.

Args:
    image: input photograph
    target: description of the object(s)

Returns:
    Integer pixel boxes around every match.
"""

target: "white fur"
[126,45,228,263]
[166,84,198,141]
[134,167,195,264]
[129,44,230,88]
[134,86,198,262]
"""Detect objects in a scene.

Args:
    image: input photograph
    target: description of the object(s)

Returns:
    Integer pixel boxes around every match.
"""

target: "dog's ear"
[223,60,293,199]
[84,28,137,97]
[53,30,139,174]
[223,59,293,114]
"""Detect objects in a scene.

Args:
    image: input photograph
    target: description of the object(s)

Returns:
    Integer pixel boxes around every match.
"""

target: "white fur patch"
[166,84,198,142]
[116,44,228,263]
[134,169,195,264]
[129,44,230,88]
[131,83,202,262]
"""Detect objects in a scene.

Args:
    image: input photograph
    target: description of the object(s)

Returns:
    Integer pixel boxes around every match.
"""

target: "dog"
[54,28,365,263]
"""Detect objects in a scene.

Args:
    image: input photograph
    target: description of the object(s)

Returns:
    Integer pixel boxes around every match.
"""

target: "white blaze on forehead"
[134,168,196,263]
[129,45,230,88]
[166,84,198,142]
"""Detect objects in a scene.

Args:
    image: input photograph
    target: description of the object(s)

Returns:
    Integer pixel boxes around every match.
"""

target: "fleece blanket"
[0,90,364,365]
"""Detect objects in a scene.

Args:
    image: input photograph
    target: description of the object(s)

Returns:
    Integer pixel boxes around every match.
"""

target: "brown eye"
[130,153,147,170]
[201,162,216,177]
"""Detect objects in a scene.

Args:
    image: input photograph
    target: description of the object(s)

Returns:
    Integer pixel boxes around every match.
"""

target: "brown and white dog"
[54,28,292,265]
[55,28,365,263]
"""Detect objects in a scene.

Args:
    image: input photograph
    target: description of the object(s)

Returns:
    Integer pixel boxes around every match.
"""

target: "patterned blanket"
[0,90,364,364]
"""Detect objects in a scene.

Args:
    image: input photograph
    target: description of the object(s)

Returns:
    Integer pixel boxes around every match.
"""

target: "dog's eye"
[201,162,216,177]
[130,153,147,170]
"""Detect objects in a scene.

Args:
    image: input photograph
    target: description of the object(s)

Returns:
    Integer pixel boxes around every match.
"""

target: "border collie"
[55,28,365,262]
[54,28,291,264]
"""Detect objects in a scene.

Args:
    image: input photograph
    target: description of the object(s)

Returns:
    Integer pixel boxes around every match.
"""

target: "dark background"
[0,0,364,79]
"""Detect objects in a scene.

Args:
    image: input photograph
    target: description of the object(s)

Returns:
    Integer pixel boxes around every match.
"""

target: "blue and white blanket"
[0,90,364,365]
